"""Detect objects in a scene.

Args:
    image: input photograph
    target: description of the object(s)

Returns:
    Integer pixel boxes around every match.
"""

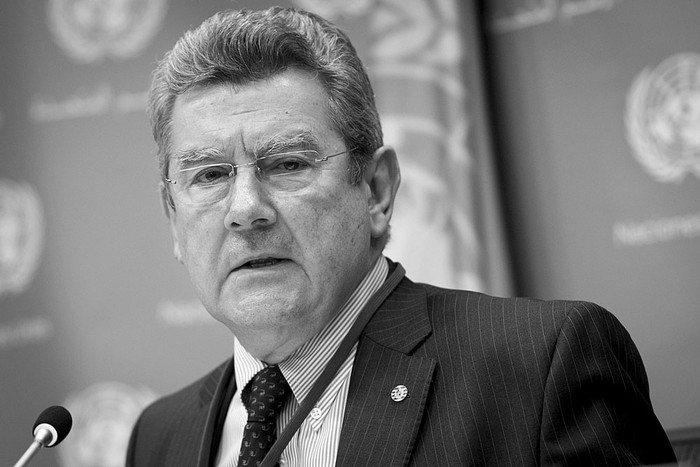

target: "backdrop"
[483,0,700,437]
[0,1,510,465]
[1,1,697,466]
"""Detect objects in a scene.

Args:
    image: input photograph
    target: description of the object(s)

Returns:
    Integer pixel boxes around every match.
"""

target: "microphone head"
[32,405,72,447]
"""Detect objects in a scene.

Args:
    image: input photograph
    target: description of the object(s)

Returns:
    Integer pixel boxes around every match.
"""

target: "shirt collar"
[233,256,388,403]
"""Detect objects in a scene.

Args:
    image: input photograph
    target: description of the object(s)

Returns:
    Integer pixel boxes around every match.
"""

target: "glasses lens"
[257,151,322,192]
[174,163,233,205]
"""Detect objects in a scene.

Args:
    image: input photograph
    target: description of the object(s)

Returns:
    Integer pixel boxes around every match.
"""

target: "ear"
[365,145,401,240]
[160,181,183,263]
[169,216,183,264]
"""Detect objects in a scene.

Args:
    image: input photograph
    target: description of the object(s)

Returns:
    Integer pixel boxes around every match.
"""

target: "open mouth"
[240,258,286,269]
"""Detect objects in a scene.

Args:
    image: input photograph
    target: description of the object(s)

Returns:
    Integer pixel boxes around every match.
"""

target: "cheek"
[176,215,217,266]
[309,192,370,252]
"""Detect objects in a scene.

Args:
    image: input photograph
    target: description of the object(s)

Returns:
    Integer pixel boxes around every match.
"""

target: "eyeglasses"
[164,148,354,206]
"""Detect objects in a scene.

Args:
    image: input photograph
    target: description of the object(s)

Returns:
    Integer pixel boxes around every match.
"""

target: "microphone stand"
[13,428,53,467]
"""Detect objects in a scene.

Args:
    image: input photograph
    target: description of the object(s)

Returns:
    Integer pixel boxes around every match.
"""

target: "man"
[127,7,676,467]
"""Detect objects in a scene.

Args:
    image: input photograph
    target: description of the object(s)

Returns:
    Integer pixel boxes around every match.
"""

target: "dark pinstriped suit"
[127,267,676,466]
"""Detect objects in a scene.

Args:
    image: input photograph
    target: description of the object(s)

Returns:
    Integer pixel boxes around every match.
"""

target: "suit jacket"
[127,271,676,466]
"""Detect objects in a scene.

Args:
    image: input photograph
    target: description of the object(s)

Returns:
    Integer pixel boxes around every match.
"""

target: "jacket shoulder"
[409,279,631,360]
[417,279,608,320]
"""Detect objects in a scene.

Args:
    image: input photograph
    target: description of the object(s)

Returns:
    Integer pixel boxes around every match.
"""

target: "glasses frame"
[163,147,356,206]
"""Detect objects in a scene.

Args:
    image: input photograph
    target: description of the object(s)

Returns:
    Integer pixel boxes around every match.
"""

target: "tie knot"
[243,365,291,423]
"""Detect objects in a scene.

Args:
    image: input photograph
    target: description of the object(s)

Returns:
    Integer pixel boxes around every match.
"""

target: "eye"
[259,151,316,176]
[277,158,306,172]
[187,164,233,186]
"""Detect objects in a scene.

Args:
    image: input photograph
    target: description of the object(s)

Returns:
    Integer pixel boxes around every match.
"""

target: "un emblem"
[47,0,167,64]
[58,381,157,467]
[0,179,44,299]
[625,53,700,183]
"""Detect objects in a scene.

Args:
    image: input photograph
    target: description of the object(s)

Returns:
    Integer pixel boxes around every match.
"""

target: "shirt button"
[310,407,322,419]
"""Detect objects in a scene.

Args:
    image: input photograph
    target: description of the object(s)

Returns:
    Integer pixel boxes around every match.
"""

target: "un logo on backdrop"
[47,0,167,63]
[625,53,700,183]
[58,382,157,467]
[0,180,44,299]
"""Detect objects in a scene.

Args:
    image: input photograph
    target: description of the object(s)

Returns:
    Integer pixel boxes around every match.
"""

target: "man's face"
[166,69,378,357]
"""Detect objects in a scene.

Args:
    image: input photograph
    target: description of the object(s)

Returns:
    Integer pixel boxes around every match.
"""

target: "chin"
[218,294,314,329]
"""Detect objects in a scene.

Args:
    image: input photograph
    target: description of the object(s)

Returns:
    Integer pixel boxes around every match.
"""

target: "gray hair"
[149,7,383,199]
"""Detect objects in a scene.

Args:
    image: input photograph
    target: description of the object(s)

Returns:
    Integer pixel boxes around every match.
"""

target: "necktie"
[238,365,291,467]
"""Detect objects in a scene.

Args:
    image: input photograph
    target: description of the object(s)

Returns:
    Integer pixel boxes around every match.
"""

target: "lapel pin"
[390,385,408,402]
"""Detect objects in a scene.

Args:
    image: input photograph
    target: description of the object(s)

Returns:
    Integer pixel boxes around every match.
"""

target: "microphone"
[13,405,73,467]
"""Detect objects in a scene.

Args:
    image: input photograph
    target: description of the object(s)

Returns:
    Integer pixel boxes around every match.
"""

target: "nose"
[223,166,277,230]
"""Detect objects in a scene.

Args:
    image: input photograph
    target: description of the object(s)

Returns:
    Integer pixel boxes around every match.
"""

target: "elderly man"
[127,7,676,467]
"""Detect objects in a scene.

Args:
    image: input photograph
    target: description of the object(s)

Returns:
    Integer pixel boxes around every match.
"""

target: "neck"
[235,330,310,364]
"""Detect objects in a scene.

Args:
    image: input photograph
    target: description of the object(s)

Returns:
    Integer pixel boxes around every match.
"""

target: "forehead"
[170,69,339,159]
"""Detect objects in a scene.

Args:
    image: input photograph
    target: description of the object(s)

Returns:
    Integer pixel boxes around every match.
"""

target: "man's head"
[150,7,382,197]
[149,8,400,362]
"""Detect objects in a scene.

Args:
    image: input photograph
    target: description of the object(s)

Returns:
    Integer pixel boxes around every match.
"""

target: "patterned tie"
[238,365,291,467]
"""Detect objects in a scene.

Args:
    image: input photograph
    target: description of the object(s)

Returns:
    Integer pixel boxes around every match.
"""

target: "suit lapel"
[336,277,436,467]
[193,357,237,467]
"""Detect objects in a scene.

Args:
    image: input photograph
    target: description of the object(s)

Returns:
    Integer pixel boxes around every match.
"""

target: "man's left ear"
[365,145,401,239]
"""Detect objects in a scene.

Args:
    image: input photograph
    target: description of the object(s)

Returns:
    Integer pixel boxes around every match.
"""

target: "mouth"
[237,257,289,270]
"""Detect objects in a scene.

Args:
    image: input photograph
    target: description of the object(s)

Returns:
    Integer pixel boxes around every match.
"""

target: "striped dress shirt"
[215,257,388,467]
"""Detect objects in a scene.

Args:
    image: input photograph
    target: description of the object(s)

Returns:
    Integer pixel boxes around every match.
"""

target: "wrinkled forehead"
[167,72,342,167]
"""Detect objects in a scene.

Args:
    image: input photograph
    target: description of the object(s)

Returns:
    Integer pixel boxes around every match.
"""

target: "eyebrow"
[170,130,322,168]
[253,130,321,158]
[171,147,227,168]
